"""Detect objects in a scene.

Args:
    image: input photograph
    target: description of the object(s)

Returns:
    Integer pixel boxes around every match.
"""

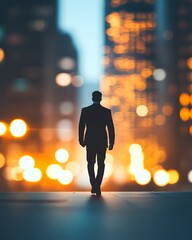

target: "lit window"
[153,69,166,81]
[180,93,190,106]
[0,153,5,168]
[136,105,148,117]
[72,75,84,87]
[58,57,75,71]
[189,125,192,136]
[12,78,30,92]
[0,48,5,62]
[59,102,74,116]
[56,119,73,141]
[180,107,190,121]
[187,57,192,69]
[155,115,166,125]
[55,73,72,87]
[162,104,174,116]
[29,20,48,31]
[7,34,24,45]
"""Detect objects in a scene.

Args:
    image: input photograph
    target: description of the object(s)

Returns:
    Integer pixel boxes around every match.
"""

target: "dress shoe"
[91,186,96,194]
[96,187,101,196]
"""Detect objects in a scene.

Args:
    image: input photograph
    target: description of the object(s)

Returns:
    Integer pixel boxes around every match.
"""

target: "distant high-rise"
[0,0,79,189]
[177,0,192,181]
[101,0,180,187]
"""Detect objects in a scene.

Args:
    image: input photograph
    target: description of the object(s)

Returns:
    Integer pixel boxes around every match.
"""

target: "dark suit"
[78,103,115,190]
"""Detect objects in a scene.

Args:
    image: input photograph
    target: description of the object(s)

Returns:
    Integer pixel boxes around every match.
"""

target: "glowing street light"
[55,149,69,163]
[58,170,73,185]
[129,144,142,156]
[19,155,35,170]
[46,164,63,180]
[136,105,148,117]
[168,170,179,184]
[134,169,151,185]
[0,122,7,136]
[10,119,27,137]
[23,168,42,182]
[153,169,169,187]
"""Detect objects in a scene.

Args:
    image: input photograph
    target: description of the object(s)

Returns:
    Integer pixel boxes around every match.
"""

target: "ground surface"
[0,192,191,240]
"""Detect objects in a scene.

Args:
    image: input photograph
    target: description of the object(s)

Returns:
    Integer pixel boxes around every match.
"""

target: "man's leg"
[95,147,106,195]
[86,146,97,192]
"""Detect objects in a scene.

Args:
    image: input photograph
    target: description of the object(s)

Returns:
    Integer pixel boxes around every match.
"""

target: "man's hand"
[108,145,113,150]
[79,141,86,147]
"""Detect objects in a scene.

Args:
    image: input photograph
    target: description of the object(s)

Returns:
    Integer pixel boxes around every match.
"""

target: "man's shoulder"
[100,105,111,112]
[82,105,92,111]
[82,104,111,113]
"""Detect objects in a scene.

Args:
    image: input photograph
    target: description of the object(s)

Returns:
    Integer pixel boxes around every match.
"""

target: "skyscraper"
[102,0,180,188]
[177,0,192,182]
[0,0,78,190]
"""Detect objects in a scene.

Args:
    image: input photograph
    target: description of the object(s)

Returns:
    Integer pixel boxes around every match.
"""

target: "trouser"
[86,145,107,188]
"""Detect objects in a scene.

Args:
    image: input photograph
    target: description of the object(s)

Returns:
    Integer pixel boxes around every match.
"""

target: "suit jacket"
[78,103,115,147]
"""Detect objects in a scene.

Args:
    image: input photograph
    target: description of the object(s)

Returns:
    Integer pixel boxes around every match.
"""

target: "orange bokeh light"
[0,48,5,62]
[0,121,7,136]
[180,107,190,121]
[187,57,192,69]
[168,170,179,184]
[10,119,28,137]
[179,93,190,106]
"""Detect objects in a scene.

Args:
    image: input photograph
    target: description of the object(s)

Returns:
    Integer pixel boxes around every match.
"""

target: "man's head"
[92,91,102,103]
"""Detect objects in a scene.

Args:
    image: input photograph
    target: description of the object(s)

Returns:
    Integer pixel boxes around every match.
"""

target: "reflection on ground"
[0,192,191,240]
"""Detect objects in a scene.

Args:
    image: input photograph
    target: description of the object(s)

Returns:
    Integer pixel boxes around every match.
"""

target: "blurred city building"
[101,0,182,189]
[0,0,79,190]
[176,0,192,183]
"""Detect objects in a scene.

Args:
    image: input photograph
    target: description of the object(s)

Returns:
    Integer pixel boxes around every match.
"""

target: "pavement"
[0,192,191,240]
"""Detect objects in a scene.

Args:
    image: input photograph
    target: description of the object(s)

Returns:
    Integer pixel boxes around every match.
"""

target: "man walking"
[78,91,115,196]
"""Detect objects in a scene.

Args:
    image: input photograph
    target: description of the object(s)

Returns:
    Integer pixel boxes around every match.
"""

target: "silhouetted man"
[78,91,115,196]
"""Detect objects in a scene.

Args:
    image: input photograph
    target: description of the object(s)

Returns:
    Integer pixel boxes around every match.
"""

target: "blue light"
[12,78,30,92]
[0,26,5,42]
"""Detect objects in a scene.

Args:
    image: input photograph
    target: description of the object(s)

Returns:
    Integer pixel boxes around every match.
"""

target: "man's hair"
[92,91,102,102]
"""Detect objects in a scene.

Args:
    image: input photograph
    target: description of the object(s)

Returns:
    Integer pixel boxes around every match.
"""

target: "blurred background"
[0,0,192,191]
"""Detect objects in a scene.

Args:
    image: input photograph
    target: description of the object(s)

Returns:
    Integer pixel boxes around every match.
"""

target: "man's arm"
[107,110,115,150]
[78,109,86,147]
